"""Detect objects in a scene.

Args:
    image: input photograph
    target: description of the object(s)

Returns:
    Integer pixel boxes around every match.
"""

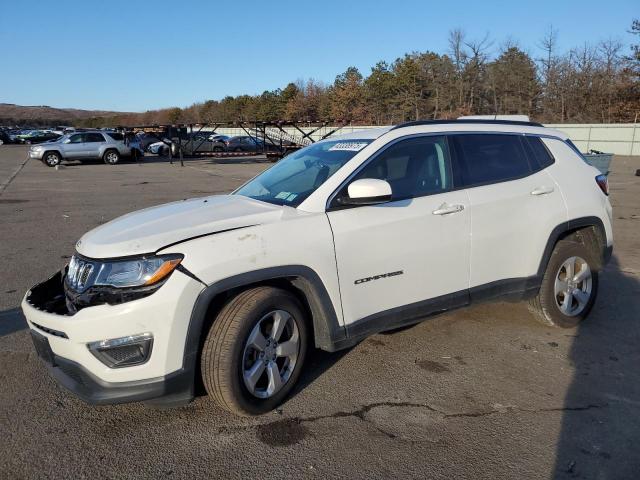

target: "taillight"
[595,174,609,196]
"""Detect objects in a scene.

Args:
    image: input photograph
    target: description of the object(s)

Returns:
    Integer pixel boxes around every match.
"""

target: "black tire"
[103,149,120,165]
[25,140,31,145]
[201,286,309,416]
[234,147,243,152]
[42,151,61,167]
[528,239,599,328]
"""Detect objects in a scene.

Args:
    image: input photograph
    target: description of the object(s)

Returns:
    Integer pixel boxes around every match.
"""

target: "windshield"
[234,139,372,207]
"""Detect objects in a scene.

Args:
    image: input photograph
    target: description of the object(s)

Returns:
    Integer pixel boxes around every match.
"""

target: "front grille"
[67,256,96,291]
[79,264,93,288]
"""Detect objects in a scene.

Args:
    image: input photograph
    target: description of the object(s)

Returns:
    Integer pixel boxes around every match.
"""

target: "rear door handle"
[530,186,554,196]
[432,203,465,215]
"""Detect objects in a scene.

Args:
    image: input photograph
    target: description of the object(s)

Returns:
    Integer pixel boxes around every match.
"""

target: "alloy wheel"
[554,256,593,316]
[45,153,59,166]
[242,309,300,399]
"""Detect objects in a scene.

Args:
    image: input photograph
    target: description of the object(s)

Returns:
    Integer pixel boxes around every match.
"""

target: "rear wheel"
[528,240,599,327]
[103,149,120,165]
[43,151,61,167]
[201,287,309,416]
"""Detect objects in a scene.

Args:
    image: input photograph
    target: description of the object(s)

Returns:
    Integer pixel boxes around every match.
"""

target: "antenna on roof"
[458,115,531,122]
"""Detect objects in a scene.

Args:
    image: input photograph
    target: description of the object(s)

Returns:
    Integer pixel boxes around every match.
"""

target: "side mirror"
[341,178,392,205]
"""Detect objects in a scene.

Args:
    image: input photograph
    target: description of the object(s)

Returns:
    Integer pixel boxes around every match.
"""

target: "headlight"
[67,254,182,291]
[30,145,43,151]
[96,256,182,288]
[64,254,183,312]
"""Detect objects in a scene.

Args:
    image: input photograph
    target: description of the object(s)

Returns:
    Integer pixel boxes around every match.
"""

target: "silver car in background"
[28,131,135,167]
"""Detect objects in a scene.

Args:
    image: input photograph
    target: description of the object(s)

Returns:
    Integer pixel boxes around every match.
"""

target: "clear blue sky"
[0,0,637,112]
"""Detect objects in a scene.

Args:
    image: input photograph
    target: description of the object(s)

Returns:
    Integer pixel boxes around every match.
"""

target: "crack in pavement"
[211,401,609,446]
[0,153,30,195]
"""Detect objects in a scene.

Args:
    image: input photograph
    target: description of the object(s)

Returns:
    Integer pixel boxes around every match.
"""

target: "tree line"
[80,22,639,127]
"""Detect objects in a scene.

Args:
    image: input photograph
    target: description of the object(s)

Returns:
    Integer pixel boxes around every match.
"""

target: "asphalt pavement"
[1,147,639,479]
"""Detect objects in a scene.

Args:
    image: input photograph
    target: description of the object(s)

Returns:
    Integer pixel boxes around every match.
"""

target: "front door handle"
[432,203,465,215]
[530,186,554,196]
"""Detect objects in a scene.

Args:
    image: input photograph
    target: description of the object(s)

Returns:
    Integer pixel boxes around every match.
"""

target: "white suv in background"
[22,119,613,415]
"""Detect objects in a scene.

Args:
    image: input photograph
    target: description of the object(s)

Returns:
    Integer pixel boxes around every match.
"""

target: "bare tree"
[598,38,623,122]
[463,33,493,112]
[448,29,468,109]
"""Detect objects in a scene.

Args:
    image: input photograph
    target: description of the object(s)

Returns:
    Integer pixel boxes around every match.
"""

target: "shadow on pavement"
[290,347,352,399]
[553,255,640,478]
[0,307,27,336]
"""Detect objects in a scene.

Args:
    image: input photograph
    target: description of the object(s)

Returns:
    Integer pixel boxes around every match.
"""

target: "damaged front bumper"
[22,268,204,406]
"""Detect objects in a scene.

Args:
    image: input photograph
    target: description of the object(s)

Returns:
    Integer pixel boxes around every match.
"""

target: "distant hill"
[0,103,131,126]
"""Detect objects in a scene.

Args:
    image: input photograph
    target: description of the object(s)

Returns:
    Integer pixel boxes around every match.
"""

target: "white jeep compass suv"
[22,119,613,415]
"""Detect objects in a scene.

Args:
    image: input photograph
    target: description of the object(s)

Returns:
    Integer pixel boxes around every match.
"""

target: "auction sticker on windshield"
[328,142,368,152]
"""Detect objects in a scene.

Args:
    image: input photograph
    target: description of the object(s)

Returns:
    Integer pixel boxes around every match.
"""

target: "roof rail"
[390,119,544,130]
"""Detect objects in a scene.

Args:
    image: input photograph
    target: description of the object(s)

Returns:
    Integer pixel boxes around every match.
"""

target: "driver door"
[327,135,471,331]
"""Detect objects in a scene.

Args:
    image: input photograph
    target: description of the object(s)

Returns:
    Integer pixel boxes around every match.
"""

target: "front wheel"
[103,149,120,165]
[43,151,61,167]
[528,240,599,328]
[201,287,309,416]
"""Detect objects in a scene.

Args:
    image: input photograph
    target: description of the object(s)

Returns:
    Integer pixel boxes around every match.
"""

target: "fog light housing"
[88,333,153,368]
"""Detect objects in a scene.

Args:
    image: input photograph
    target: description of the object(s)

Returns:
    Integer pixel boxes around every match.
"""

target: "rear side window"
[84,133,105,143]
[523,136,555,170]
[451,134,532,187]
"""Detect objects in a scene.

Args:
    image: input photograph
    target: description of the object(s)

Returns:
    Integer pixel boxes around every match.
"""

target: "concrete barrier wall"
[545,124,640,156]
[208,123,640,155]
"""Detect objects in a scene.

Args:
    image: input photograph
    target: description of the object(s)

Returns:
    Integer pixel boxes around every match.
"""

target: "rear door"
[83,132,107,158]
[327,135,471,329]
[450,133,566,295]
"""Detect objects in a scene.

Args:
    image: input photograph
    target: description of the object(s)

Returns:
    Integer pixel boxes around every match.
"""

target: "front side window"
[69,134,83,144]
[344,135,452,202]
[452,134,532,187]
[235,139,373,207]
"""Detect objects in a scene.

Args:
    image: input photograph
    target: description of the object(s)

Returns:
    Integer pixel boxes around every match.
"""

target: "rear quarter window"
[106,132,124,141]
[523,136,555,170]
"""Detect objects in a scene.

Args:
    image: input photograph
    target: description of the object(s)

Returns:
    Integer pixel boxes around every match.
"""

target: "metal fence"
[200,123,640,155]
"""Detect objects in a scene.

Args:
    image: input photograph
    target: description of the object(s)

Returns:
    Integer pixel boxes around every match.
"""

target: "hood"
[76,195,288,259]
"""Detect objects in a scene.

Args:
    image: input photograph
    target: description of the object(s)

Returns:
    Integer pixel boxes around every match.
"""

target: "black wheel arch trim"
[181,265,346,395]
[537,216,609,277]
